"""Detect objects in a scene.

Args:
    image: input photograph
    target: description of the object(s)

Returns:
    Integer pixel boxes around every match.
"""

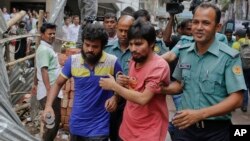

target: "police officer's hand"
[99,74,116,90]
[105,95,118,112]
[172,109,203,129]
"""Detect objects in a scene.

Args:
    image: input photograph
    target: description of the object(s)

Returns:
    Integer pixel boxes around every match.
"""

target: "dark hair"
[247,30,250,38]
[133,9,150,21]
[180,19,192,29]
[225,29,233,33]
[193,2,221,24]
[82,23,108,48]
[104,12,117,21]
[19,21,26,28]
[40,23,56,33]
[64,16,70,21]
[156,28,162,34]
[127,18,156,45]
[73,15,80,20]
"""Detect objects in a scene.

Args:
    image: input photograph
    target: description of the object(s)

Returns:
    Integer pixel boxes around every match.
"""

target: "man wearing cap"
[224,29,235,47]
[232,28,248,50]
[162,3,246,140]
[232,28,250,112]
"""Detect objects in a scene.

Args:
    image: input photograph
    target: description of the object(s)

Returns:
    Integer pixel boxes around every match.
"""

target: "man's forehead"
[105,17,116,21]
[84,39,101,44]
[194,7,215,16]
[130,38,145,43]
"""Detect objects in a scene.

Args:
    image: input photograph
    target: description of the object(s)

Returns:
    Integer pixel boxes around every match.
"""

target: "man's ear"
[216,23,222,32]
[149,42,155,49]
[40,33,44,39]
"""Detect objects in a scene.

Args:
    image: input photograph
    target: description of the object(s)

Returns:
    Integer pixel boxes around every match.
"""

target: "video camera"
[165,0,184,15]
[76,16,105,48]
[189,0,202,14]
[84,16,104,24]
[242,22,250,34]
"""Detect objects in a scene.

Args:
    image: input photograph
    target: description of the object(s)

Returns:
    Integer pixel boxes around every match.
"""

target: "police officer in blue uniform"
[163,3,246,141]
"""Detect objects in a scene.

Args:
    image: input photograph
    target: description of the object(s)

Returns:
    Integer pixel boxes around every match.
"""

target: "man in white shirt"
[10,7,17,19]
[69,15,80,42]
[62,16,71,41]
[33,23,62,141]
[2,7,10,22]
[103,12,118,45]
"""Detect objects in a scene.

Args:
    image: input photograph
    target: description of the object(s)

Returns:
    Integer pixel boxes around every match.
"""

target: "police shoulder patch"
[154,45,160,53]
[232,65,242,75]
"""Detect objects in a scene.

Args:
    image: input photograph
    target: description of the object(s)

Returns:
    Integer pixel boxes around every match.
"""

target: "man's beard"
[81,50,102,65]
[132,53,148,63]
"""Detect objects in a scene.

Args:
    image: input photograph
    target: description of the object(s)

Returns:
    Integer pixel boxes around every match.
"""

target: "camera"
[166,0,184,15]
[189,0,202,13]
[242,22,250,34]
[242,22,249,29]
[19,21,26,29]
[84,16,104,23]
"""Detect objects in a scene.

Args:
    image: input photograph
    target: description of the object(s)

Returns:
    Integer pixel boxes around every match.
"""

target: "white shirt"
[31,18,38,29]
[10,13,17,18]
[69,24,80,42]
[36,41,63,100]
[27,28,37,42]
[62,24,71,41]
[3,12,10,21]
[107,34,118,45]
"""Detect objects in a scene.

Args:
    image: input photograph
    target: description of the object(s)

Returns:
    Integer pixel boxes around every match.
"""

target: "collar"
[109,34,117,40]
[40,40,53,49]
[187,39,220,57]
[80,51,107,65]
[72,24,80,27]
[113,41,130,52]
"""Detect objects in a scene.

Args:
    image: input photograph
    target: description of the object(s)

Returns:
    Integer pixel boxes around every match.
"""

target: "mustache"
[85,52,94,55]
[194,31,204,33]
[131,51,139,55]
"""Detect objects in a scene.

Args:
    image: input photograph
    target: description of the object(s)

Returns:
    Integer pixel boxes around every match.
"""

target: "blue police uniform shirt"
[154,39,169,55]
[173,39,246,120]
[104,40,131,75]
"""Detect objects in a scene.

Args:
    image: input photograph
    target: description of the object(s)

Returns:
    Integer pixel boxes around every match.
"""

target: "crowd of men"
[1,1,249,141]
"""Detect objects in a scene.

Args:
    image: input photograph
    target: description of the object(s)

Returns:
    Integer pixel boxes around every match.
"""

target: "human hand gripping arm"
[116,73,130,88]
[99,74,154,105]
[172,91,243,129]
[105,72,129,112]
